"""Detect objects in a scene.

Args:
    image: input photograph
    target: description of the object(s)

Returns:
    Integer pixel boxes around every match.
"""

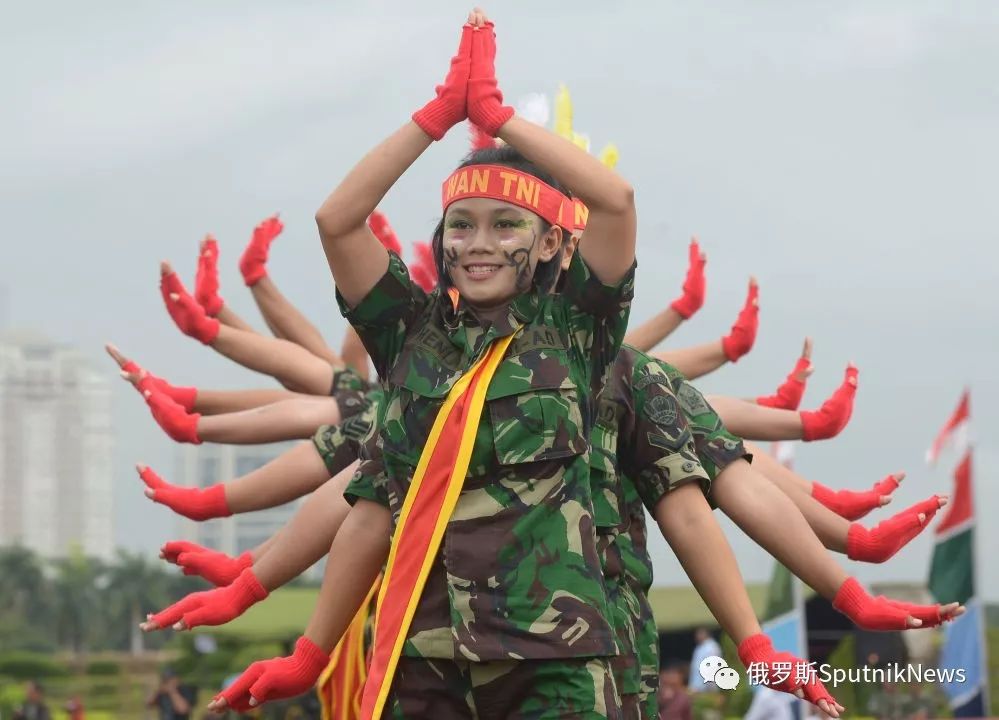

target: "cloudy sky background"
[3,1,998,597]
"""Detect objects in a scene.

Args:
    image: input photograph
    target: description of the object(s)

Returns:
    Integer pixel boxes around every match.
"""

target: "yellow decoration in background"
[554,84,574,140]
[599,144,620,169]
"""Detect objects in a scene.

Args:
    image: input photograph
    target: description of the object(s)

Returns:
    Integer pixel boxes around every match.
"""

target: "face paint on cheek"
[502,229,537,292]
[443,247,459,270]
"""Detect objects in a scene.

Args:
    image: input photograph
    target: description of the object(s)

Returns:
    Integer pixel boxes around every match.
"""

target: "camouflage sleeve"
[311,392,381,476]
[620,359,711,514]
[663,368,752,485]
[334,252,428,377]
[558,251,637,393]
[342,434,390,509]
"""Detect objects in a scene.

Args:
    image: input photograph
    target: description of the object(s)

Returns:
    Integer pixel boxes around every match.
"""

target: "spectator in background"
[659,663,693,720]
[688,627,724,691]
[64,695,85,720]
[13,680,52,720]
[147,667,198,720]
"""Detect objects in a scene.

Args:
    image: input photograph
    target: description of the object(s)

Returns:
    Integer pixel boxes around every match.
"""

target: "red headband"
[573,198,589,233]
[441,164,575,229]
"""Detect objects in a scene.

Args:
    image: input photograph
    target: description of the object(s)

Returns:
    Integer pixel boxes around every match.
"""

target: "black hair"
[432,144,568,297]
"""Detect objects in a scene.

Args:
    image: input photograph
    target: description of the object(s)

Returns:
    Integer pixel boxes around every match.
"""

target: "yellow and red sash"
[360,332,517,720]
[317,574,382,720]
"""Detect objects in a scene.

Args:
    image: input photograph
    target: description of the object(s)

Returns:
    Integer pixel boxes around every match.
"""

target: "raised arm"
[194,235,257,334]
[654,278,759,378]
[625,238,705,351]
[207,499,390,714]
[654,484,842,717]
[317,16,482,305]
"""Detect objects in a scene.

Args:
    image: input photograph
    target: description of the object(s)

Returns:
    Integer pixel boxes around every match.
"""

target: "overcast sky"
[3,1,997,599]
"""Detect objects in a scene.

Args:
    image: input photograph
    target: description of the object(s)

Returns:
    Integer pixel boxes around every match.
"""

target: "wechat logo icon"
[699,655,741,691]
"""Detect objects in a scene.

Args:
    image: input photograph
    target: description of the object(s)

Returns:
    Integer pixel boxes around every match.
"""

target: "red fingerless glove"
[123,362,197,412]
[833,577,947,630]
[412,24,474,140]
[147,567,268,631]
[739,634,841,711]
[811,474,900,521]
[757,356,811,410]
[800,365,858,441]
[847,496,942,563]
[215,636,330,713]
[143,390,202,444]
[873,595,944,627]
[194,235,224,316]
[161,540,207,564]
[160,272,220,344]
[466,23,514,137]
[721,280,759,362]
[239,215,284,287]
[670,239,706,319]
[367,211,402,255]
[410,241,438,293]
[138,467,229,519]
[160,540,250,586]
[179,549,252,587]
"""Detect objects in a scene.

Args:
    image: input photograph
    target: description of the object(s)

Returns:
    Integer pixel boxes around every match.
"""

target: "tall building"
[174,443,323,579]
[0,330,114,560]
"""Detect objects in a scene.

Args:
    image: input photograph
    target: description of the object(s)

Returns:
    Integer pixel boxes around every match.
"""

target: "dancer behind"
[160,261,366,399]
[211,9,639,716]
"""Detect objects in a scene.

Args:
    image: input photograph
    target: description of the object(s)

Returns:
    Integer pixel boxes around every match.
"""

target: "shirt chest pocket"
[485,355,589,466]
[381,359,459,469]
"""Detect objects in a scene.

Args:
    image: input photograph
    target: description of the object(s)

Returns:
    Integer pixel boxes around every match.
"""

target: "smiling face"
[442,197,562,312]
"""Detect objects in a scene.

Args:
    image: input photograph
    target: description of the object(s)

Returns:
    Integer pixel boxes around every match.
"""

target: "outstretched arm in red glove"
[812,473,902,521]
[711,458,963,629]
[106,343,303,415]
[654,277,759,381]
[161,263,335,394]
[194,235,255,332]
[207,498,391,714]
[315,15,476,309]
[755,338,812,409]
[847,496,947,563]
[240,214,345,366]
[143,389,202,444]
[139,441,333,521]
[161,541,253,587]
[625,238,706,352]
[653,483,843,716]
[801,365,859,441]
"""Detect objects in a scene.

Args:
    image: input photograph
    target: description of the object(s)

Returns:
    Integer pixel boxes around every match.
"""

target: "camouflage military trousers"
[386,655,622,719]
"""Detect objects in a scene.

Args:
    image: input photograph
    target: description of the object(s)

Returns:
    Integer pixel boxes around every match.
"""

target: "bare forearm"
[712,460,848,598]
[657,341,727,381]
[624,308,684,353]
[251,463,358,589]
[708,396,805,441]
[216,305,256,333]
[224,441,332,513]
[250,277,340,364]
[498,116,636,284]
[304,500,390,652]
[250,532,280,562]
[210,325,334,395]
[742,443,848,552]
[194,388,307,415]
[317,122,430,306]
[656,485,761,644]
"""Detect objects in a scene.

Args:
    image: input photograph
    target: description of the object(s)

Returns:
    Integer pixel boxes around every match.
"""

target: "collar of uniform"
[439,286,541,336]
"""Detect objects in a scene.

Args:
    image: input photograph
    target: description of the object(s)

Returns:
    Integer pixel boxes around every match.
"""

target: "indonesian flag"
[925,389,971,465]
[927,391,988,717]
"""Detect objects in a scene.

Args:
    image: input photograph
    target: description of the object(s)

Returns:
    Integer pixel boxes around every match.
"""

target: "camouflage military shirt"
[328,366,374,420]
[339,251,636,662]
[312,389,384,477]
[590,347,712,696]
